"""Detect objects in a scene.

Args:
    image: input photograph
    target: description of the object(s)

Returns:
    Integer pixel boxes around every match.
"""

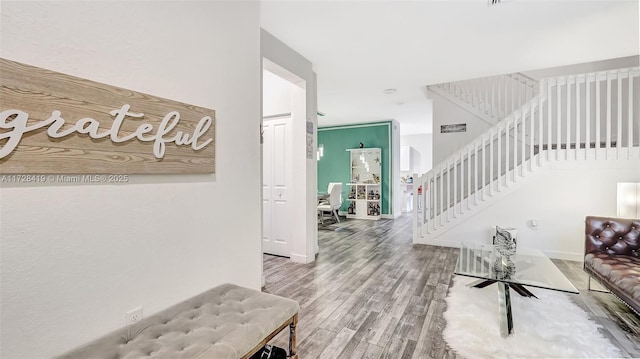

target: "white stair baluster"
[521,106,526,175]
[473,142,480,205]
[596,75,601,158]
[557,79,562,160]
[576,76,581,159]
[606,73,612,157]
[481,135,486,199]
[460,151,465,214]
[439,166,444,227]
[530,99,535,170]
[617,73,622,159]
[505,119,510,186]
[547,80,553,161]
[538,84,543,166]
[514,114,519,180]
[629,72,635,159]
[497,124,502,191]
[586,77,591,158]
[566,77,572,160]
[467,145,472,210]
[453,155,457,217]
[489,129,494,195]
[446,161,451,222]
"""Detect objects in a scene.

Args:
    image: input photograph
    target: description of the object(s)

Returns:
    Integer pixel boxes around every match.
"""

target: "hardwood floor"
[263,215,640,358]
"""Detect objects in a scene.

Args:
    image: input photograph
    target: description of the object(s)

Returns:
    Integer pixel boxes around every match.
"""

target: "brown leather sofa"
[584,216,640,315]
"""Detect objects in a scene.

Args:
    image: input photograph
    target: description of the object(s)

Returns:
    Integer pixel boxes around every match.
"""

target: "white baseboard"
[414,238,462,248]
[542,250,584,262]
[413,239,584,262]
[290,252,312,264]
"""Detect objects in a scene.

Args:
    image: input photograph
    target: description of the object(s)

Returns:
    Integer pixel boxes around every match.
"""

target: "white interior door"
[262,116,292,257]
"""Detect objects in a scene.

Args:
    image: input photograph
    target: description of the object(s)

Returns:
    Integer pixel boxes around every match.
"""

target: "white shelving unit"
[346,183,381,219]
[345,148,382,220]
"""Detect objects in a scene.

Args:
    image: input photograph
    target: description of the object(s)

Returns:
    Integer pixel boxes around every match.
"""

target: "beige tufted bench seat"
[56,283,299,359]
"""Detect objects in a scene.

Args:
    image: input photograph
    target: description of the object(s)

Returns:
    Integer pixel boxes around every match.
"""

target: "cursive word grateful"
[0,104,213,159]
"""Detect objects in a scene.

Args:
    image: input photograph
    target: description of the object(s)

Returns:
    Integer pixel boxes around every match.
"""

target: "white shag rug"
[443,277,623,359]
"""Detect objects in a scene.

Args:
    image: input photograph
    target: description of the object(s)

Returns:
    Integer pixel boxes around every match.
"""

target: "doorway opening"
[261,60,306,260]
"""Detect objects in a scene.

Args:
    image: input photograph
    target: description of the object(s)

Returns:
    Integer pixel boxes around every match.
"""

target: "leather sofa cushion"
[585,253,640,304]
[585,216,640,256]
[56,283,299,359]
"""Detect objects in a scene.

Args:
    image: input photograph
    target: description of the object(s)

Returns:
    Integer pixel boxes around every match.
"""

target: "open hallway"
[263,215,640,358]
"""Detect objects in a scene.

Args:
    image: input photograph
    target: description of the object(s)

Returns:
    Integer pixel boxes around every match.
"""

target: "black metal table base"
[467,279,538,337]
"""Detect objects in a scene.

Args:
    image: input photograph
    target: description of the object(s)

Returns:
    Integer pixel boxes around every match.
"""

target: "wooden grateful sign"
[0,58,215,174]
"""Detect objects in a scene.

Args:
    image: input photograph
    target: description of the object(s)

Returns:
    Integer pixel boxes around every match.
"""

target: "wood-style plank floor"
[262,215,640,358]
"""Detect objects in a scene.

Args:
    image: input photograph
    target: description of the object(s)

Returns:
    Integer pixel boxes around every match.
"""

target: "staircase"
[413,66,640,243]
[429,72,538,125]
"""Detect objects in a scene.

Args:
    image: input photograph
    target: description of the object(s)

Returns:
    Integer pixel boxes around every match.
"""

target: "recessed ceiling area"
[260,0,639,135]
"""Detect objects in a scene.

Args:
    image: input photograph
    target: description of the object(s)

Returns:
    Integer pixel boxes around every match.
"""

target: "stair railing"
[415,66,639,241]
[430,73,538,124]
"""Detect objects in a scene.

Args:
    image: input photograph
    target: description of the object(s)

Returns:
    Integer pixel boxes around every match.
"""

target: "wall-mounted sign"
[0,58,215,174]
[306,120,314,159]
[440,123,467,133]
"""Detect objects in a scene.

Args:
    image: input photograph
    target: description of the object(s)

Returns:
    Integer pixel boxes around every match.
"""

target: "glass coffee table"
[455,243,579,337]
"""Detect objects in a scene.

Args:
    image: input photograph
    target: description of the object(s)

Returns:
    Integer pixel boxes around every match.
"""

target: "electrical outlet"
[126,307,143,325]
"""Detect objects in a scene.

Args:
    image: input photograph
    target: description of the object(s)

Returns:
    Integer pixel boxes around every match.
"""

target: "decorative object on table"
[372,173,380,183]
[443,276,622,359]
[492,257,516,280]
[359,142,364,148]
[493,226,517,257]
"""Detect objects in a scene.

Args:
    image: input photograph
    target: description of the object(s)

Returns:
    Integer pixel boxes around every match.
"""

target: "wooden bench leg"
[289,314,298,359]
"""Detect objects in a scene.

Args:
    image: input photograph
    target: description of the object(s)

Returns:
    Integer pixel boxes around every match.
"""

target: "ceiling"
[260,0,639,135]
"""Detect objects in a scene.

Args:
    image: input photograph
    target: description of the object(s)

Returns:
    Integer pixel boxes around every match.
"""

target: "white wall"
[261,30,318,263]
[426,156,640,261]
[392,120,401,218]
[0,2,261,358]
[400,133,433,174]
[263,69,294,117]
[430,88,492,165]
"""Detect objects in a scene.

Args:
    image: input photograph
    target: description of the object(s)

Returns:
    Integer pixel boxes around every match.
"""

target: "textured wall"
[0,1,262,357]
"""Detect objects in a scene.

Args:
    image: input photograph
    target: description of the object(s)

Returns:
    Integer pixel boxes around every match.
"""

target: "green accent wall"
[318,122,392,215]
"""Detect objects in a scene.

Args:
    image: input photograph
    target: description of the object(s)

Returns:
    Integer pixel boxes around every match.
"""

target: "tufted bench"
[584,216,640,315]
[56,283,299,359]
